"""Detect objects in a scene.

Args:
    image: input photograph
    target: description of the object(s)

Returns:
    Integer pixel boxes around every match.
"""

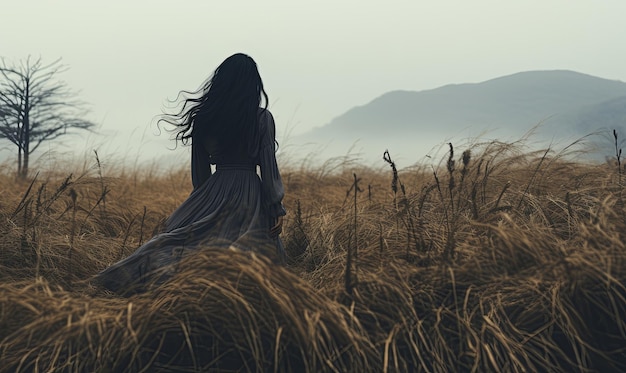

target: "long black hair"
[160,53,269,157]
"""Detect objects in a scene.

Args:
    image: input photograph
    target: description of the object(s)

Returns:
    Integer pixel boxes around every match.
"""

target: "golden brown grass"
[0,139,625,372]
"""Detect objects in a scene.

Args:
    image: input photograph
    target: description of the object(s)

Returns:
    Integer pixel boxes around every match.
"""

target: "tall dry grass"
[0,137,625,372]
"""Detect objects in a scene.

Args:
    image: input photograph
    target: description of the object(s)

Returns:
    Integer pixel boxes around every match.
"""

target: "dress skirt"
[93,166,284,295]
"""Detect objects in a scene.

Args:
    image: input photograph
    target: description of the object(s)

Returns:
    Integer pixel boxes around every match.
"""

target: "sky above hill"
[2,0,626,167]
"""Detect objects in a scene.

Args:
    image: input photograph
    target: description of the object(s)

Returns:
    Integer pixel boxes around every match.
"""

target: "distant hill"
[292,70,626,164]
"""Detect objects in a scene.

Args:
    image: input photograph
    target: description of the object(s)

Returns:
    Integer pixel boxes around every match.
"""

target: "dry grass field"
[0,138,625,372]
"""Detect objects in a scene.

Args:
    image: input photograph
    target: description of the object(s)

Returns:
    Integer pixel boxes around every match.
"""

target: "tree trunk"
[17,115,24,179]
[17,147,22,178]
[21,82,30,179]
[22,146,29,179]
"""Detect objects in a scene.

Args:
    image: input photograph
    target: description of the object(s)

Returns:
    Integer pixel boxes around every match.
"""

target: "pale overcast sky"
[2,0,626,167]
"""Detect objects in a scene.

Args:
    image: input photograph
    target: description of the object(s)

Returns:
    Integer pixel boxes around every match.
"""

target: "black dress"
[93,109,286,294]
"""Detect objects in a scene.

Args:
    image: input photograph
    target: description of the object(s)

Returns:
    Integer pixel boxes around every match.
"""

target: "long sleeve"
[191,136,212,190]
[259,110,287,218]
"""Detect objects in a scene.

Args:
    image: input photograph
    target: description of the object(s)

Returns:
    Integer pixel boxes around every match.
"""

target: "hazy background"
[2,0,626,169]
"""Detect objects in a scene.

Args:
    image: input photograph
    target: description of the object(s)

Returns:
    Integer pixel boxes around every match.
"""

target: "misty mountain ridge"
[293,70,626,164]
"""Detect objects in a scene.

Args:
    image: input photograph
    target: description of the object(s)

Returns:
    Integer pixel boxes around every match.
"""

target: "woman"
[94,53,286,295]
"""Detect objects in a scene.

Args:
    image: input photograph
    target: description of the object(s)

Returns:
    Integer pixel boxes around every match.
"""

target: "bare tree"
[0,56,96,178]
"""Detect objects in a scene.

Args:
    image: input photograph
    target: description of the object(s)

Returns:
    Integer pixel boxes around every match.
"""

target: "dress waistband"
[215,163,256,172]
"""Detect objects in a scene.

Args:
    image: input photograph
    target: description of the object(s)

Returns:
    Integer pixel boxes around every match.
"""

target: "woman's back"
[196,109,271,165]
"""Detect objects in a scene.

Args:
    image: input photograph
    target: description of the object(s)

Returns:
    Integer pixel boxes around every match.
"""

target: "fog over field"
[1,1,626,170]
